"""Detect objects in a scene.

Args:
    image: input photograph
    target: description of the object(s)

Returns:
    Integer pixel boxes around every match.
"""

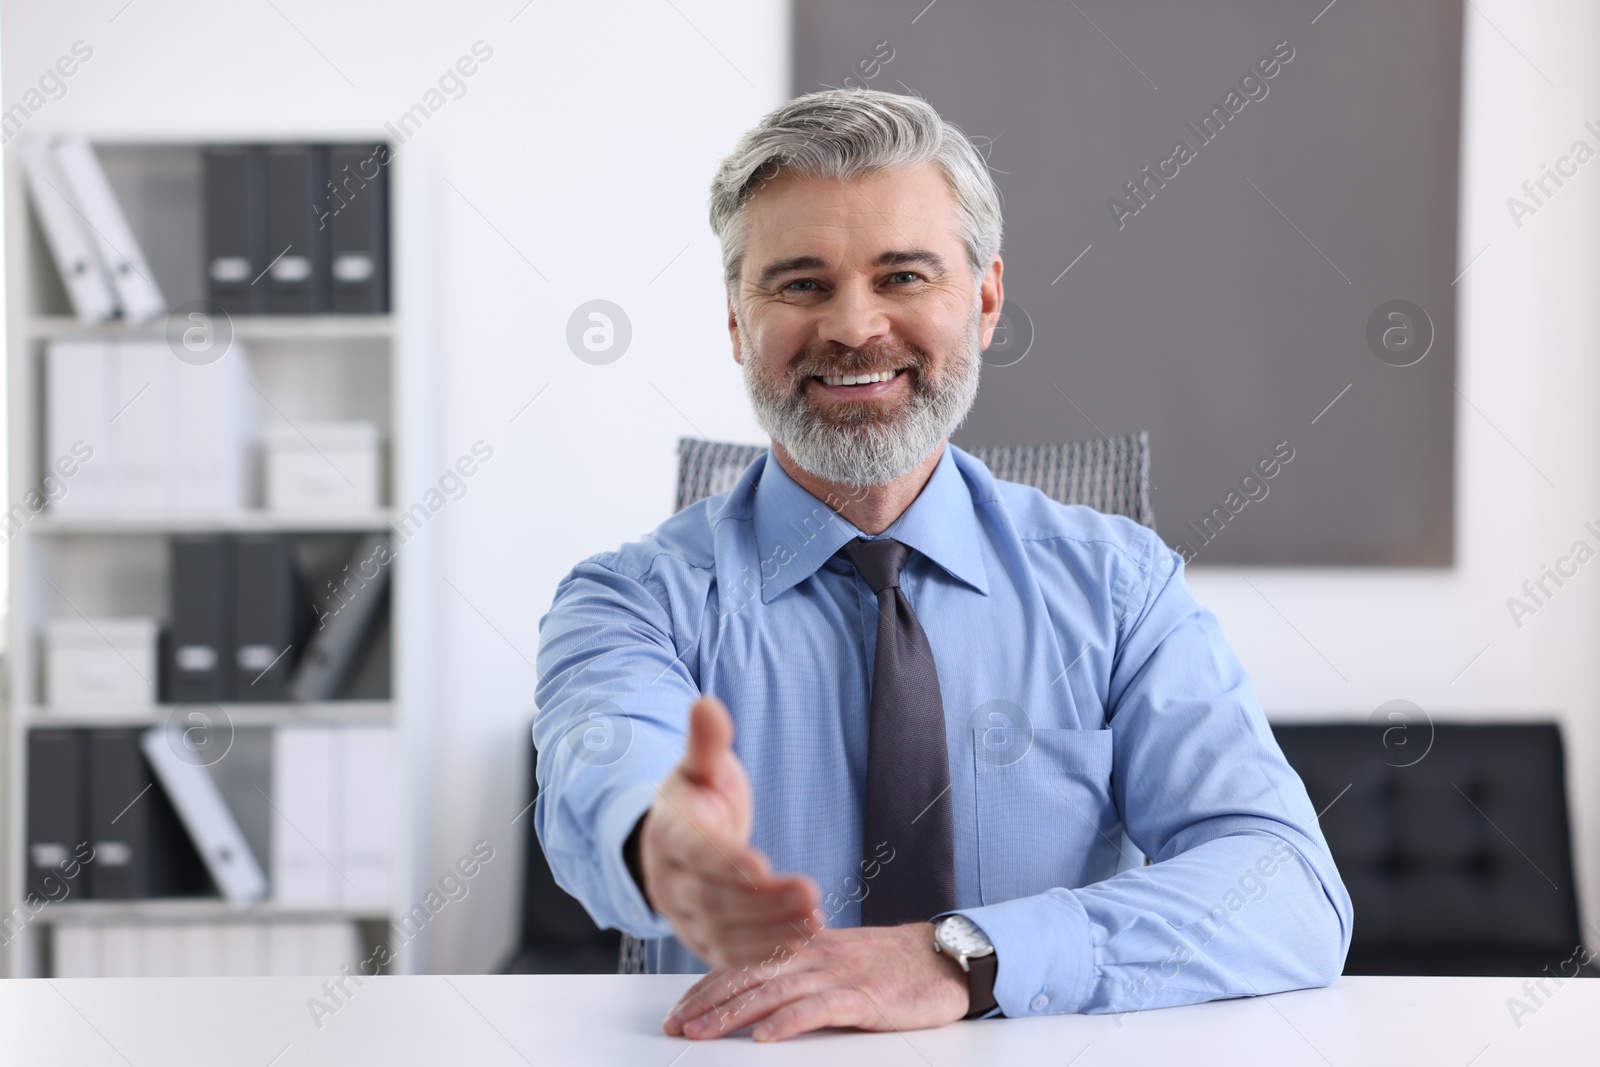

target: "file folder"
[168,535,234,702]
[342,725,397,906]
[26,729,87,901]
[204,145,268,316]
[271,725,341,904]
[326,144,390,313]
[86,729,207,899]
[45,340,116,514]
[232,534,305,701]
[51,135,166,323]
[111,341,174,514]
[21,138,118,324]
[288,533,391,701]
[265,145,329,313]
[140,725,269,904]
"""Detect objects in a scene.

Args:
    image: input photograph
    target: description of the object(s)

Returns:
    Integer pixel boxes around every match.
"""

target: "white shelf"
[37,898,394,923]
[26,701,395,729]
[27,314,393,342]
[32,510,398,534]
[5,135,435,980]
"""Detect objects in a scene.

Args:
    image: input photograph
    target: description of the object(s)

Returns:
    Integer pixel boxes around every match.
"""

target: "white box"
[44,616,158,711]
[264,421,379,514]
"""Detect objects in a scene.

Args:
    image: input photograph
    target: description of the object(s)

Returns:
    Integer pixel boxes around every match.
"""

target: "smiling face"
[729,163,1003,487]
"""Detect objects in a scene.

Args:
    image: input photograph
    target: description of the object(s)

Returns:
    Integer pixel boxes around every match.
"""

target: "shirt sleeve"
[953,532,1354,1018]
[533,552,699,940]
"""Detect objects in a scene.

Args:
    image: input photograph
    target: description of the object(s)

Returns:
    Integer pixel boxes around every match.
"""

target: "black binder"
[288,534,392,701]
[169,534,234,702]
[326,144,390,313]
[203,145,267,316]
[26,729,87,901]
[265,145,329,313]
[233,534,306,701]
[86,729,208,899]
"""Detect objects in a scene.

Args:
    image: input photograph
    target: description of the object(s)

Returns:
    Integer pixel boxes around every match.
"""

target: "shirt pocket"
[973,727,1120,906]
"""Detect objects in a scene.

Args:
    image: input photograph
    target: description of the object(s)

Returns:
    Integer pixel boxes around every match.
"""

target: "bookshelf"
[2,137,438,978]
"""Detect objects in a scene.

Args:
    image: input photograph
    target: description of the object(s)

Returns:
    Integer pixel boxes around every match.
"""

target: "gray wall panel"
[793,0,1461,565]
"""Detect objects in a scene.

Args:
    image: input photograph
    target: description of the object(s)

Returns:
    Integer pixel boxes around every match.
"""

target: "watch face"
[938,914,993,955]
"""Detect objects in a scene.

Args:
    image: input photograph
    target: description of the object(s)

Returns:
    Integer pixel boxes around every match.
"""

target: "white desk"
[0,974,1590,1065]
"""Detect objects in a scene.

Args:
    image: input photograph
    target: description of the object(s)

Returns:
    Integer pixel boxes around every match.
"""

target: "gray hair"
[709,88,1003,296]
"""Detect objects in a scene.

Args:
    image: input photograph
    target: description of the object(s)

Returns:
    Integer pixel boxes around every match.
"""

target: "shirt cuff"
[599,780,674,938]
[953,890,1096,1017]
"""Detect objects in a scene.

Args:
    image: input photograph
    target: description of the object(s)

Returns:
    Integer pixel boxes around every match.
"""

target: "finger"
[664,966,743,1035]
[672,964,737,1014]
[693,903,815,946]
[752,988,875,1043]
[680,883,821,962]
[695,873,816,920]
[666,959,800,1036]
[681,970,835,1040]
[668,922,829,1029]
[681,695,734,784]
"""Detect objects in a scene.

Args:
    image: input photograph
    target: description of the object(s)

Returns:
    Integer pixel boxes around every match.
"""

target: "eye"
[783,278,820,292]
[887,271,922,284]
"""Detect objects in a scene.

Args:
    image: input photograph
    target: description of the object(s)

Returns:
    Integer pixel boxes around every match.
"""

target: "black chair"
[1272,721,1596,977]
[499,728,621,974]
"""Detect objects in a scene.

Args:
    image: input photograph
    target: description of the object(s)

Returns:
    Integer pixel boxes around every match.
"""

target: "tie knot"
[837,537,910,594]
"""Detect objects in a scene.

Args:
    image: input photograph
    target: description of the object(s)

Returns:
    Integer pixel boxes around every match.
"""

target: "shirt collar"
[752,442,991,604]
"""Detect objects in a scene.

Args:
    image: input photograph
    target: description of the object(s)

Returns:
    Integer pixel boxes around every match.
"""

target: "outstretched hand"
[637,695,821,967]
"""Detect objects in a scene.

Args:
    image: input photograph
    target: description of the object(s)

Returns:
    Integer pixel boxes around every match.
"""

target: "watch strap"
[963,950,999,1018]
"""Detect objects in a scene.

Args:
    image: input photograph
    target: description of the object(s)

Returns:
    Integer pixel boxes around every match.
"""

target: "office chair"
[674,433,1154,525]
[618,432,1157,974]
[500,729,621,974]
[1272,722,1598,977]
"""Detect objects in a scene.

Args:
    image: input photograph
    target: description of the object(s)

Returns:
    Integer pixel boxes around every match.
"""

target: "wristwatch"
[932,914,999,1018]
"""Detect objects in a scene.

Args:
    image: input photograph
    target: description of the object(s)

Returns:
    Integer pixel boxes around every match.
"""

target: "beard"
[741,302,984,488]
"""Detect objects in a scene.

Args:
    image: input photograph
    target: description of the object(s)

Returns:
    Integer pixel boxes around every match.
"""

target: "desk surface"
[0,973,1591,1065]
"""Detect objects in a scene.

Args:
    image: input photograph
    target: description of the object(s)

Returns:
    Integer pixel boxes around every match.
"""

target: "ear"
[727,291,744,365]
[976,256,1006,350]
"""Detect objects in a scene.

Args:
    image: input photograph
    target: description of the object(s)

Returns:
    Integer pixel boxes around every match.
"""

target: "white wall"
[1,0,784,973]
[4,0,1596,970]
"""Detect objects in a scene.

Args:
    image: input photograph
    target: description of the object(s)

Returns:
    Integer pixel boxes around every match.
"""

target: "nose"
[817,276,890,351]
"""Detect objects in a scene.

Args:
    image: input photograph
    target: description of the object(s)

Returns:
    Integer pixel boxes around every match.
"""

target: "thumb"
[681,694,735,784]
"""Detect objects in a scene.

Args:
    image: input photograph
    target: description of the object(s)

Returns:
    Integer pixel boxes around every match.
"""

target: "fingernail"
[663,1011,681,1031]
[753,1024,773,1041]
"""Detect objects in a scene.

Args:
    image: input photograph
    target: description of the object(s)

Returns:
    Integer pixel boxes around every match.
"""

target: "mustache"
[789,340,929,382]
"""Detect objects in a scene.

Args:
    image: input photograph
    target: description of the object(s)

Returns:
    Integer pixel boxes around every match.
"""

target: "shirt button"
[1029,993,1050,1012]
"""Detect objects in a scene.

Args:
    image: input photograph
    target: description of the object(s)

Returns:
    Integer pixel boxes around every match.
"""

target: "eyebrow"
[754,248,950,289]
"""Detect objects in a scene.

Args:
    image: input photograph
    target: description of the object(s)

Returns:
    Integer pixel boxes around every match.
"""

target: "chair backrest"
[675,433,1155,529]
[1271,721,1583,976]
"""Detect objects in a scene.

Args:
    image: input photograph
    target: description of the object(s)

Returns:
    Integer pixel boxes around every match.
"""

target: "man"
[534,88,1351,1043]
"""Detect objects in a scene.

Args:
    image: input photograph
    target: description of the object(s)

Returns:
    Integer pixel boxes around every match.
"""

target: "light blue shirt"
[534,442,1352,1017]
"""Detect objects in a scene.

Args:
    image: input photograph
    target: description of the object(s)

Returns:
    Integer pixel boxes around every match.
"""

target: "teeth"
[820,369,900,387]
